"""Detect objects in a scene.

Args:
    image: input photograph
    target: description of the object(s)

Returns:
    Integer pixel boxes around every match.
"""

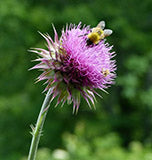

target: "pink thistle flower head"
[30,22,116,113]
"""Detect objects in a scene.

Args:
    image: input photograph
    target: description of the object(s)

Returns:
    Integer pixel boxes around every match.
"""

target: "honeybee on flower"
[86,21,113,46]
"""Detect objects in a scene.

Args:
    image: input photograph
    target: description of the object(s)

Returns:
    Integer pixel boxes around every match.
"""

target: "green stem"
[28,89,52,160]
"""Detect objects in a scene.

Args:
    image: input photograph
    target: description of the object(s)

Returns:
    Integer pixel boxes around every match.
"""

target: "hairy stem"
[28,89,52,160]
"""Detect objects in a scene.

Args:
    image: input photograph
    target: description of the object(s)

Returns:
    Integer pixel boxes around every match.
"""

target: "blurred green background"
[0,0,152,159]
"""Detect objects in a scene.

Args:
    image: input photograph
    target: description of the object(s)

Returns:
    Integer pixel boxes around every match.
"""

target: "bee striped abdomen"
[87,32,100,45]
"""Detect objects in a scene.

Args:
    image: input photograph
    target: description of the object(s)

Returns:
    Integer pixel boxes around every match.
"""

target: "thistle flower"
[30,23,116,113]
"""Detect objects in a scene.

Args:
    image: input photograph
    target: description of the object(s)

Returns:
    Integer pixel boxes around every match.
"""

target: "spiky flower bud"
[30,23,116,113]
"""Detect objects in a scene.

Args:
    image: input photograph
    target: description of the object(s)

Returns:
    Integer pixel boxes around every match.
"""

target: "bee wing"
[104,29,113,37]
[97,21,105,29]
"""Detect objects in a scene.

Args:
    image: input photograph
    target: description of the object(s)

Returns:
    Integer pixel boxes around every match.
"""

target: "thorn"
[30,124,35,132]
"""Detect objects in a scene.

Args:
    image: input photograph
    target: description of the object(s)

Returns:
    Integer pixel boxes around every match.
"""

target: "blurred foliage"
[22,125,152,160]
[0,0,152,159]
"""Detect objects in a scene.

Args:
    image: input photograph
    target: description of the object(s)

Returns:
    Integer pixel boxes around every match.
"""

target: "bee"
[101,68,110,77]
[86,21,113,46]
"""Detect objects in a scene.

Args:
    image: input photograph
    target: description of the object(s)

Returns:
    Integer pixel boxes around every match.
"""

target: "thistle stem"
[28,89,52,160]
